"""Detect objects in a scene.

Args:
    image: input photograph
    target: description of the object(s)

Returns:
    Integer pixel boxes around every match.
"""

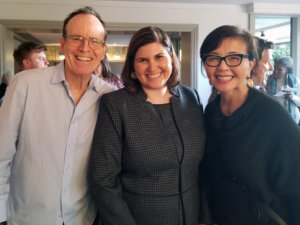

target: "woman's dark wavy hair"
[200,25,257,69]
[122,26,180,94]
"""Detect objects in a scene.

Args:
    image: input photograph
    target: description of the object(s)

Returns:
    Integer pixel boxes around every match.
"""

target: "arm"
[88,94,137,225]
[290,94,300,106]
[0,75,26,222]
[269,110,300,225]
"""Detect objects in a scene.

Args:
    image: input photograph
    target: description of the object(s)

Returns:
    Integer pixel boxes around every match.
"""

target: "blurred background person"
[200,25,300,225]
[266,56,300,124]
[0,73,8,105]
[0,73,8,99]
[93,54,123,89]
[89,26,209,225]
[251,37,274,92]
[13,41,49,71]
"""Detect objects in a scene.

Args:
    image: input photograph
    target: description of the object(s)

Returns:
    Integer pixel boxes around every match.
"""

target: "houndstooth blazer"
[89,85,208,225]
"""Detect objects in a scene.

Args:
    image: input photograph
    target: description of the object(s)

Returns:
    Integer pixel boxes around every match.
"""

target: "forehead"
[65,13,105,37]
[261,49,272,60]
[213,37,248,54]
[275,63,285,69]
[135,42,168,56]
[29,50,46,58]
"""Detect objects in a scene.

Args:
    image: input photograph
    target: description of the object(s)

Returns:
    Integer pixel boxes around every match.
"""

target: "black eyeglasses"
[63,34,105,50]
[204,54,251,67]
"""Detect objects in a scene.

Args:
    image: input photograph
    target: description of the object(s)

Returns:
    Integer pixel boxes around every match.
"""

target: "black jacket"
[203,88,300,225]
[89,85,208,225]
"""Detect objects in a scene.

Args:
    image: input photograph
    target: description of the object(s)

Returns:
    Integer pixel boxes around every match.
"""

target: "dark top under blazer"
[89,85,207,225]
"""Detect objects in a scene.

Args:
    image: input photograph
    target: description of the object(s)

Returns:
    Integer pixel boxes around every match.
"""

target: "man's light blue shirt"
[0,62,114,225]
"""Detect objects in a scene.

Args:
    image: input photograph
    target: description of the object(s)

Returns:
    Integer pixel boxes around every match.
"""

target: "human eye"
[155,54,165,60]
[136,58,147,63]
[91,38,101,44]
[71,36,83,42]
[227,55,241,62]
[206,55,220,63]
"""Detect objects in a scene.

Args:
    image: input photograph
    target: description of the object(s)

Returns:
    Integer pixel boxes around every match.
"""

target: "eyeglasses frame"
[63,34,106,49]
[204,53,251,67]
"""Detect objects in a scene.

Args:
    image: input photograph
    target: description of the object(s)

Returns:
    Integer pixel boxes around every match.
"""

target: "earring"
[131,72,137,79]
[246,77,254,88]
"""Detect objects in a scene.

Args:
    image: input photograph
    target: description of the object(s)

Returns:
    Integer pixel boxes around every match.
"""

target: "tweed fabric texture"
[89,85,207,225]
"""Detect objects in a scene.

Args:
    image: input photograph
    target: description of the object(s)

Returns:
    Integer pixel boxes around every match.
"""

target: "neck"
[220,86,249,116]
[252,75,260,86]
[143,86,172,104]
[65,72,91,105]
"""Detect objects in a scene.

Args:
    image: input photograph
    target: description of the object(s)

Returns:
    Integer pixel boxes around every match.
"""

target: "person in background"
[1,42,49,104]
[0,73,8,100]
[93,54,123,89]
[0,6,114,225]
[200,25,300,225]
[251,37,274,92]
[266,55,300,124]
[13,40,49,71]
[89,26,210,225]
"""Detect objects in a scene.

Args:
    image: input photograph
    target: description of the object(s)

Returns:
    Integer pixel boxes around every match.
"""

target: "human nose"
[268,62,274,71]
[148,59,157,72]
[217,58,229,69]
[80,38,90,50]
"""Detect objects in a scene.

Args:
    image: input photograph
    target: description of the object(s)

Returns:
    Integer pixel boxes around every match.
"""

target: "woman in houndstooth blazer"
[89,26,209,225]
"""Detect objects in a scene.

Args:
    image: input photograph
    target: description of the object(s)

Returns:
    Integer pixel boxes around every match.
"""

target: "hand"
[1,73,8,85]
[284,92,293,100]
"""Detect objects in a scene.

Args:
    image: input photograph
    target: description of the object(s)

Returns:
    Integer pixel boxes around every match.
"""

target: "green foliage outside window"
[272,43,291,60]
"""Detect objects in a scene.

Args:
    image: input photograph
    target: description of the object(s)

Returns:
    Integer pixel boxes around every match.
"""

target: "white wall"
[0,0,251,106]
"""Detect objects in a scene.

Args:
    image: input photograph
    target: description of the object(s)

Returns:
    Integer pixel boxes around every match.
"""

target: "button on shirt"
[0,62,114,225]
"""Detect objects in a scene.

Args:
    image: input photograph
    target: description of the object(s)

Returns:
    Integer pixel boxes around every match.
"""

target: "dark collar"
[136,84,181,102]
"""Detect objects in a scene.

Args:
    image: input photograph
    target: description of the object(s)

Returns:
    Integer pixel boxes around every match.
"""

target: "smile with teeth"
[146,72,161,78]
[76,56,92,61]
[216,75,233,81]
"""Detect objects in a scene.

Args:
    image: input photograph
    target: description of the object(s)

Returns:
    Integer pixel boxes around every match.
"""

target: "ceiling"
[103,0,300,3]
[13,0,300,46]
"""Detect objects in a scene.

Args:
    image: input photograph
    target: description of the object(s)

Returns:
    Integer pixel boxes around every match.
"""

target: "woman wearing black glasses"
[200,25,300,225]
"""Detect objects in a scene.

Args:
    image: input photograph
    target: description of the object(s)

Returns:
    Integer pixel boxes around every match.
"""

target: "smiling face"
[252,48,273,86]
[134,42,173,93]
[60,13,107,79]
[204,37,255,95]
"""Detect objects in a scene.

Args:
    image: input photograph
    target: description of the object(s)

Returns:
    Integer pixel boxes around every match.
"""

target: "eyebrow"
[209,51,244,55]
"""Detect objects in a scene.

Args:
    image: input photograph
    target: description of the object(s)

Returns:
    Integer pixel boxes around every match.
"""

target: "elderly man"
[0,6,114,225]
[13,41,49,71]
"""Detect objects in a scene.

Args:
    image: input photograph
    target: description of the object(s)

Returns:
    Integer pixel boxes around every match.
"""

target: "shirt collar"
[50,61,101,93]
[50,61,66,84]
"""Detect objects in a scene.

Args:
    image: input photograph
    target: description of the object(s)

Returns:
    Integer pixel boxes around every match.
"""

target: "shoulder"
[10,66,55,88]
[173,85,202,104]
[93,75,116,94]
[100,88,132,104]
[248,88,298,130]
[249,88,285,112]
